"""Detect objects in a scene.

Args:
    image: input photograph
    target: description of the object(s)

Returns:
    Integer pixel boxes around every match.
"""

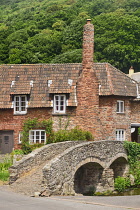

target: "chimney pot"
[129,66,134,77]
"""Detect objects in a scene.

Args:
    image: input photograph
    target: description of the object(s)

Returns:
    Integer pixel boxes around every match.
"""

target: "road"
[0,186,140,210]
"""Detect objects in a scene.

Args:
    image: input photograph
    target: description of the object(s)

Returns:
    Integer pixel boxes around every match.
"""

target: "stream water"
[113,188,140,196]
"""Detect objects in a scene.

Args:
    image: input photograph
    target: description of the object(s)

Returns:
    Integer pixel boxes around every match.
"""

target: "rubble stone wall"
[9,141,82,184]
[43,141,128,195]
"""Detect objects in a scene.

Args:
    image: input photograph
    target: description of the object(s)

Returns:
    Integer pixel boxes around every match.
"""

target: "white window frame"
[117,100,124,113]
[116,129,125,141]
[29,130,46,144]
[14,95,27,114]
[19,131,23,144]
[54,95,66,114]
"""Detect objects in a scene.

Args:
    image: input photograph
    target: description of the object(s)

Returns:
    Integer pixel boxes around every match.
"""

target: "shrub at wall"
[53,127,93,143]
[114,176,131,192]
[20,118,93,154]
[123,141,140,186]
[21,118,54,154]
[0,155,12,181]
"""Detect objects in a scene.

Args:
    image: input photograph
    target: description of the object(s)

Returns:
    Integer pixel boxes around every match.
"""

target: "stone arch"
[42,142,128,195]
[109,154,129,178]
[73,158,104,195]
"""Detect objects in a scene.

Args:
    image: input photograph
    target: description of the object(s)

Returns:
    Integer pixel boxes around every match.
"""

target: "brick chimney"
[75,19,103,140]
[82,19,94,71]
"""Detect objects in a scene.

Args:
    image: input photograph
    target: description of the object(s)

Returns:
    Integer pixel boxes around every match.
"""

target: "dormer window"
[14,95,27,114]
[117,100,124,113]
[54,95,66,114]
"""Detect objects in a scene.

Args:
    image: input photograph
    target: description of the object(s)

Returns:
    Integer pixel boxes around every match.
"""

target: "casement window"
[14,95,27,114]
[54,95,66,114]
[117,100,124,113]
[116,129,125,141]
[29,130,46,144]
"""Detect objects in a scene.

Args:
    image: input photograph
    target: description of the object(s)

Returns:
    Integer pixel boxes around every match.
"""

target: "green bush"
[11,149,24,155]
[21,118,53,154]
[0,169,9,181]
[132,161,140,186]
[114,176,131,192]
[0,155,13,181]
[123,141,140,187]
[21,142,32,155]
[53,127,93,143]
[20,118,93,153]
[21,143,47,155]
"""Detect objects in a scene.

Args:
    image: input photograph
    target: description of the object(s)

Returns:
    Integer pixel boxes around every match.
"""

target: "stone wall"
[42,141,128,195]
[9,141,82,184]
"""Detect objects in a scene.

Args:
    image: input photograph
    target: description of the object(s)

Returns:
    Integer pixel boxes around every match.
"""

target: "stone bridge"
[9,141,128,196]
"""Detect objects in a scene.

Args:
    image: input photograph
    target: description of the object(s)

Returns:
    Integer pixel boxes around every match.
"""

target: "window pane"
[60,96,64,101]
[21,101,26,106]
[21,107,26,111]
[16,101,19,106]
[36,131,39,136]
[41,131,45,139]
[16,106,19,111]
[36,131,39,140]
[120,102,124,112]
[55,96,59,101]
[16,97,19,101]
[30,131,34,144]
[60,105,64,111]
[60,99,64,106]
[41,140,45,144]
[21,96,26,101]
[117,102,119,112]
[30,131,34,138]
[41,131,45,143]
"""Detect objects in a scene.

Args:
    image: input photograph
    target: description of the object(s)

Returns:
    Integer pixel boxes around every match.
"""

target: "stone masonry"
[42,141,128,195]
[9,141,82,184]
[9,141,128,196]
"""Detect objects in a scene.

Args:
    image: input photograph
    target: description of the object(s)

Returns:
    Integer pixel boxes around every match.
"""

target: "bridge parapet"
[9,141,82,184]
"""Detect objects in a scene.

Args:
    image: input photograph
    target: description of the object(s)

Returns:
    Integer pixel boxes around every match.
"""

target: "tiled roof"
[0,64,81,108]
[0,63,138,108]
[95,63,138,97]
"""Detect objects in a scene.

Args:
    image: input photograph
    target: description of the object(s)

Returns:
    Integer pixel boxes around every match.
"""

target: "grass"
[0,155,13,182]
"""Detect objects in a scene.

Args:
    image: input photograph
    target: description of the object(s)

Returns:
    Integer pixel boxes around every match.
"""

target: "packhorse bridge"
[9,141,128,196]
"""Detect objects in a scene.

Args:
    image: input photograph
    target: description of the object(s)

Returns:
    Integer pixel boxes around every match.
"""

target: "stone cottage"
[0,19,140,154]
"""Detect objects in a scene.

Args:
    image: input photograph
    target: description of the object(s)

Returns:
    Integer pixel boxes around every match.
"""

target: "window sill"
[14,113,27,115]
[116,112,125,114]
[52,113,67,116]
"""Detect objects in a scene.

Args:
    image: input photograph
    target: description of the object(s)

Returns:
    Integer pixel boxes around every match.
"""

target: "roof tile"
[0,63,138,108]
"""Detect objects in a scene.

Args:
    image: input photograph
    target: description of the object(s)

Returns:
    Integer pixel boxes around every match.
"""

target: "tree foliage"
[0,0,140,73]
